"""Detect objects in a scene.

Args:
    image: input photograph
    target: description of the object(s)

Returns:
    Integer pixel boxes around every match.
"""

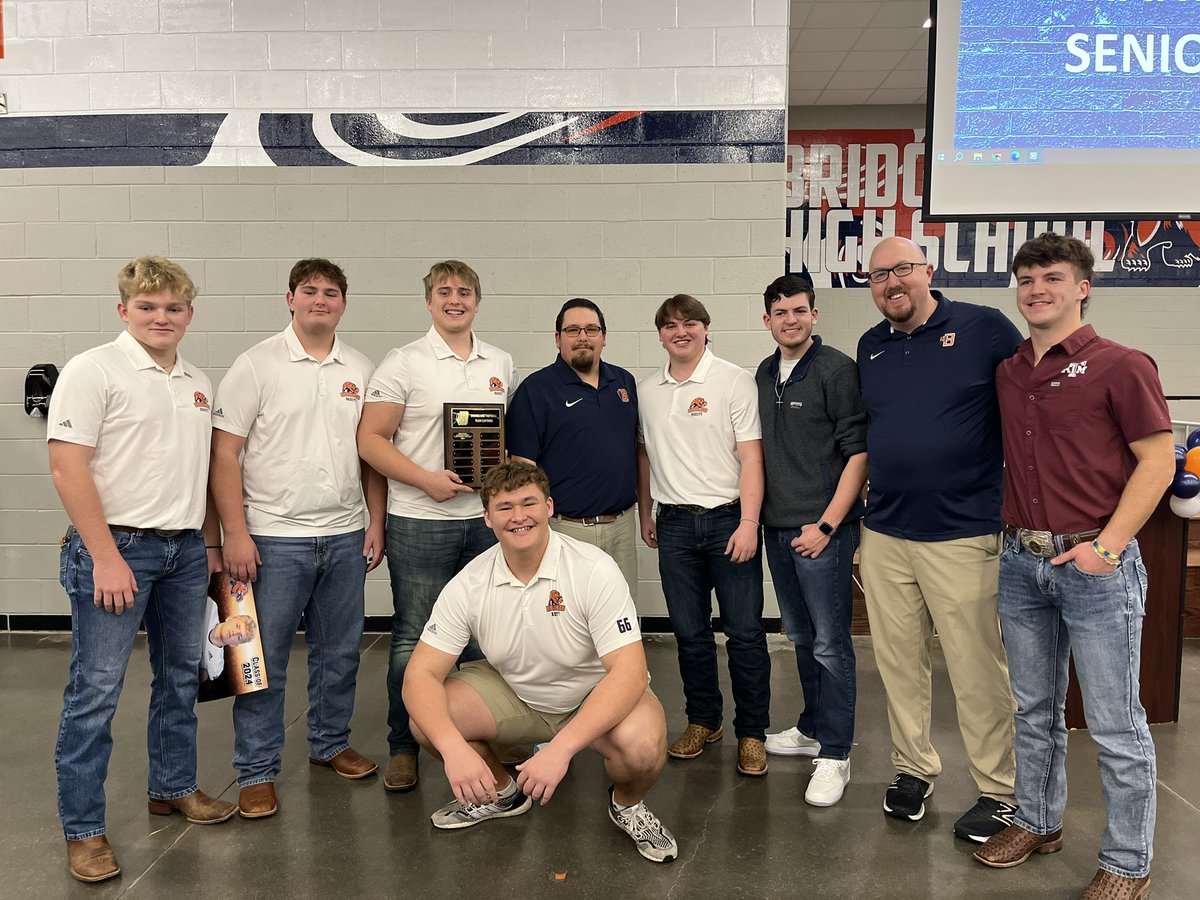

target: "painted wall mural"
[0,110,784,168]
[786,128,1200,288]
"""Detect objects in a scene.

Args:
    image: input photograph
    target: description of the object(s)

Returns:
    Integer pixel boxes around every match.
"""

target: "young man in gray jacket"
[755,275,867,807]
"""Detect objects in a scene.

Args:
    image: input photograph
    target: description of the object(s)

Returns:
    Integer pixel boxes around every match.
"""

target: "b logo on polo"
[340,381,360,401]
[546,590,566,616]
[1062,360,1088,378]
[193,391,210,410]
[617,388,630,403]
[687,397,708,415]
[489,376,504,394]
[940,332,957,348]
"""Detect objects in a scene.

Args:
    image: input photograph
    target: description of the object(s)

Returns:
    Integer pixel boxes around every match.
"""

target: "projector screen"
[924,0,1200,221]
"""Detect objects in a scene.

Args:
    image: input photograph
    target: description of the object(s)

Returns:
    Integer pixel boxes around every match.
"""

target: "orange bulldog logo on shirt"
[489,376,504,395]
[687,397,708,416]
[193,391,210,411]
[546,590,566,616]
[340,382,361,401]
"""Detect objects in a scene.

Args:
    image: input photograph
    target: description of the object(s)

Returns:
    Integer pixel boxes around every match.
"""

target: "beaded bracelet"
[1091,540,1120,566]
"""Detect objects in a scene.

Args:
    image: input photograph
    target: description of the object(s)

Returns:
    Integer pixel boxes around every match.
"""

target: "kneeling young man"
[402,461,677,863]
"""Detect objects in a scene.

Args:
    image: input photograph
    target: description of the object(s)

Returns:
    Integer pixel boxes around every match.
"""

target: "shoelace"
[811,760,844,783]
[623,805,672,847]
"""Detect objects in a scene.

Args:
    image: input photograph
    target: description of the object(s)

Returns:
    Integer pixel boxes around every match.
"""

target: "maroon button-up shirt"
[997,325,1171,534]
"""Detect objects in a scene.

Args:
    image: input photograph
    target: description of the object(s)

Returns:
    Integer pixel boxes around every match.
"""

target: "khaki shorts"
[449,660,583,746]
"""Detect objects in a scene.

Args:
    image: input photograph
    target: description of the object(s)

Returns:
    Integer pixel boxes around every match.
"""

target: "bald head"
[867,237,936,333]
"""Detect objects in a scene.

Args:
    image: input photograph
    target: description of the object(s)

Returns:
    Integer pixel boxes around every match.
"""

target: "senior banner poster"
[198,573,269,703]
[784,128,1200,289]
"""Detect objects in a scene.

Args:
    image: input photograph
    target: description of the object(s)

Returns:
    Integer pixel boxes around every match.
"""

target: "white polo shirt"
[637,347,761,508]
[420,531,642,713]
[366,327,516,520]
[46,329,212,530]
[212,325,374,537]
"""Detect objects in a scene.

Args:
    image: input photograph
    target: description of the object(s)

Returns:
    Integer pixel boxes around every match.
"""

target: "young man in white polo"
[357,260,517,792]
[636,294,771,776]
[403,461,678,863]
[48,257,236,884]
[211,258,386,819]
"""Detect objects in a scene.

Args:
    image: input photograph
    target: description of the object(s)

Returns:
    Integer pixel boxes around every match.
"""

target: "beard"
[568,348,596,372]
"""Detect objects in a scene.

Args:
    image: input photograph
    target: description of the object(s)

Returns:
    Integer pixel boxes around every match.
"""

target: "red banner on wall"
[786,128,1200,289]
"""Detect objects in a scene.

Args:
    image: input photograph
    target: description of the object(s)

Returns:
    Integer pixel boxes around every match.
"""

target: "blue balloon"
[1173,471,1200,500]
[1177,445,1189,471]
[1188,429,1200,451]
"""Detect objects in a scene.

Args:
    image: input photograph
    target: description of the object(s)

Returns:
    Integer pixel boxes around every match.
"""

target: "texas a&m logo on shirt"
[193,391,210,411]
[546,589,566,616]
[340,381,361,401]
[687,397,708,416]
[489,376,505,395]
[1061,360,1088,378]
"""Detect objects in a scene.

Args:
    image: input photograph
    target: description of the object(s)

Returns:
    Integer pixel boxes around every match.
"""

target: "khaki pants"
[859,526,1016,800]
[549,509,638,601]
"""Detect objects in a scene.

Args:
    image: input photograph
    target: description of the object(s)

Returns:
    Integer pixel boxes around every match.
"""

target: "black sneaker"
[883,773,933,821]
[953,796,1017,843]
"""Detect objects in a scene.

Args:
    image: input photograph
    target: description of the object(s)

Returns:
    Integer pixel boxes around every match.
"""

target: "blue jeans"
[55,528,208,840]
[998,535,1156,879]
[655,503,770,740]
[763,523,859,759]
[385,514,493,756]
[232,530,367,786]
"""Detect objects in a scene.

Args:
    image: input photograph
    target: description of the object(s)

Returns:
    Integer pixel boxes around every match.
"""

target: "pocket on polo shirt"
[1043,385,1088,432]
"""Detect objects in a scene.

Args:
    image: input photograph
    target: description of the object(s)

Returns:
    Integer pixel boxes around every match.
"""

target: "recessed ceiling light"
[923,18,932,28]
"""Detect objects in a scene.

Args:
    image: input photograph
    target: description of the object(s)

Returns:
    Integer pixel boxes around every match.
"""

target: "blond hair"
[423,260,481,301]
[117,256,197,305]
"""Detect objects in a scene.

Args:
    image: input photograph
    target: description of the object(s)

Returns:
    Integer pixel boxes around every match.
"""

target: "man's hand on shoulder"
[515,742,573,806]
[442,744,501,807]
[725,520,760,563]
[422,469,475,503]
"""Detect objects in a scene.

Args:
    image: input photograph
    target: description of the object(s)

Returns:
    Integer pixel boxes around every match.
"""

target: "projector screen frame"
[921,0,1200,224]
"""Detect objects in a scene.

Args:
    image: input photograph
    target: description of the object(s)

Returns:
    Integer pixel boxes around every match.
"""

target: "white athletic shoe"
[608,786,678,863]
[764,727,821,757]
[805,758,851,807]
[430,788,531,830]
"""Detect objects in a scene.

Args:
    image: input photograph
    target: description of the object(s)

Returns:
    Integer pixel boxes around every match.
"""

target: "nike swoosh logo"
[565,399,582,407]
[870,351,885,360]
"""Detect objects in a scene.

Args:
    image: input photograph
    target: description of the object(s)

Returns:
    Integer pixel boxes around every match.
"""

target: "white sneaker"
[805,758,850,807]
[764,727,821,757]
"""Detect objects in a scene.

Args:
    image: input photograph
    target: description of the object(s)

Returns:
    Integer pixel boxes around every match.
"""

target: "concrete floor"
[1,632,1197,900]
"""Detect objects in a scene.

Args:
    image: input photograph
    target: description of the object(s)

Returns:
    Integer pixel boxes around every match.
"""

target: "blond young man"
[357,261,516,792]
[48,257,235,884]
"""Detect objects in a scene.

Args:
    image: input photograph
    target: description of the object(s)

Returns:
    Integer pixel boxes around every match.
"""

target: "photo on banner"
[198,572,269,703]
[785,128,1200,289]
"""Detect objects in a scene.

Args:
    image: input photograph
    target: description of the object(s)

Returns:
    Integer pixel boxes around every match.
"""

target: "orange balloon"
[1187,447,1200,477]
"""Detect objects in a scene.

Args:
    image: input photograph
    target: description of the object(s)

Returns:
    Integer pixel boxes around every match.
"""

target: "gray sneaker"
[430,788,532,830]
[607,786,678,863]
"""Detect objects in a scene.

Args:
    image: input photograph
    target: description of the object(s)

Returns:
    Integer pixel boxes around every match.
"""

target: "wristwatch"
[817,519,834,536]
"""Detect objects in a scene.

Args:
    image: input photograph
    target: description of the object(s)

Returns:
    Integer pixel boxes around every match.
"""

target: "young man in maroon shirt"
[974,233,1174,900]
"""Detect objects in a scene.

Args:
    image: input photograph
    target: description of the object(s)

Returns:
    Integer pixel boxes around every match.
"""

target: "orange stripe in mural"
[564,111,644,143]
[0,3,6,59]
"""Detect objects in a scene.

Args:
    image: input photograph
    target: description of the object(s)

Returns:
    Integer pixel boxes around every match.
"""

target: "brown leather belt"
[553,509,626,526]
[659,499,740,517]
[109,524,186,538]
[1003,525,1100,558]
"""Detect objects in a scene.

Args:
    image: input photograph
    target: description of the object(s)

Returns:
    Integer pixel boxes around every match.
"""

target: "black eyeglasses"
[560,325,602,337]
[866,262,925,283]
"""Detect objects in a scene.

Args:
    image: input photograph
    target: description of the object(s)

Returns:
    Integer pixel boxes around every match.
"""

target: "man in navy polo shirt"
[507,299,640,596]
[857,236,1021,843]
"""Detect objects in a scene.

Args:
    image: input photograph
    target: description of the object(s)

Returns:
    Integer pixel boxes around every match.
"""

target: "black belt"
[553,508,627,526]
[659,499,740,517]
[1003,525,1100,558]
[109,524,186,538]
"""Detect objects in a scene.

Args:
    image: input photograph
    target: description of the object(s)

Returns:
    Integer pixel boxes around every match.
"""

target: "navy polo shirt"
[506,356,639,518]
[857,292,1022,541]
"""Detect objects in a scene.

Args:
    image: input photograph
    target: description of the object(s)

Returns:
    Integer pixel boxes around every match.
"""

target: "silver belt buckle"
[1021,529,1054,557]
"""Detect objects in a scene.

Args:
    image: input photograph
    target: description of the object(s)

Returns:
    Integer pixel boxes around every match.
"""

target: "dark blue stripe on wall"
[0,109,784,168]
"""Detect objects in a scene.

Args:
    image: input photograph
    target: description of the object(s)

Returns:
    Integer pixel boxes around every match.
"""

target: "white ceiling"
[789,0,931,106]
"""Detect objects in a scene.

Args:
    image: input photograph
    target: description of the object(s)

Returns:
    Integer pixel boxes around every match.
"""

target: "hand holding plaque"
[443,403,505,489]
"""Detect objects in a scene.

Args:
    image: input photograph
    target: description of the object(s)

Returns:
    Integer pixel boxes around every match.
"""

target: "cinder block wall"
[0,0,789,621]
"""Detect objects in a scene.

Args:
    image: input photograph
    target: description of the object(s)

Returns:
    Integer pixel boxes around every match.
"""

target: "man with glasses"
[857,237,1022,843]
[506,299,640,596]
